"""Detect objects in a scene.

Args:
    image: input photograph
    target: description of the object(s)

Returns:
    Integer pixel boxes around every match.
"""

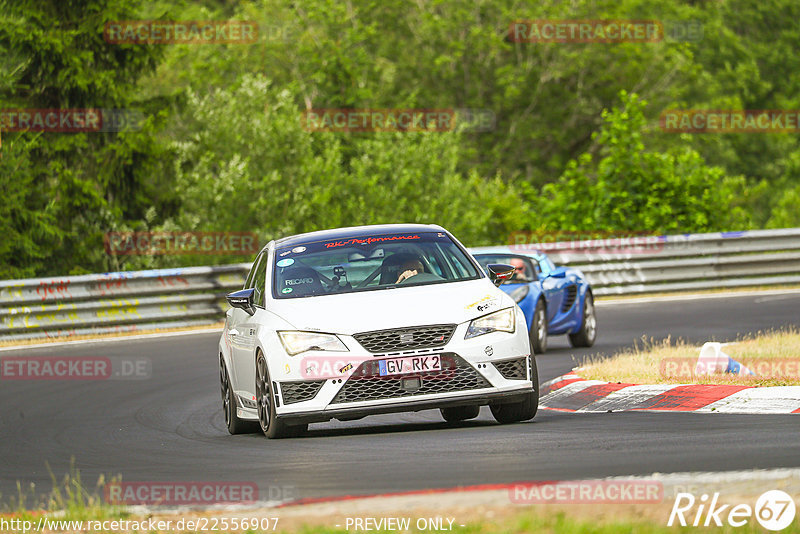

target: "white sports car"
[218,224,538,438]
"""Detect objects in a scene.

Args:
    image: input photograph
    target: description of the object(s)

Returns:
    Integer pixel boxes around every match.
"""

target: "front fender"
[569,282,592,334]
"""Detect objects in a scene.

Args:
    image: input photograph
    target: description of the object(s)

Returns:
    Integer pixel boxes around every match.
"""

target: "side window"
[523,258,539,281]
[245,252,263,289]
[534,258,550,277]
[252,253,268,307]
[445,244,475,278]
[421,249,445,277]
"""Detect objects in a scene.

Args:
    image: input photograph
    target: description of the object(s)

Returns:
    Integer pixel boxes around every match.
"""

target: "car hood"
[271,278,513,335]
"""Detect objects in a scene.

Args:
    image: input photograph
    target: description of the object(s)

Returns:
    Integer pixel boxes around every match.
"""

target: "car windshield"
[474,254,536,284]
[272,231,480,298]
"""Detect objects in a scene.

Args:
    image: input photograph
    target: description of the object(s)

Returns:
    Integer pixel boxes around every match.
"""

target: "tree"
[154,73,525,270]
[0,0,174,275]
[536,91,752,234]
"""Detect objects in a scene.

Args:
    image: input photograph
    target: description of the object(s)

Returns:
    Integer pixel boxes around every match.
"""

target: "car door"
[228,250,267,390]
[537,258,566,323]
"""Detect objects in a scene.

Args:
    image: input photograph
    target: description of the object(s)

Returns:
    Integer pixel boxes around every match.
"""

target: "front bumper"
[277,384,533,425]
[235,314,534,423]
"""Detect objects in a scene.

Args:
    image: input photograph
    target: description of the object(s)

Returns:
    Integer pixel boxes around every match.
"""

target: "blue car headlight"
[465,307,516,339]
[508,285,529,303]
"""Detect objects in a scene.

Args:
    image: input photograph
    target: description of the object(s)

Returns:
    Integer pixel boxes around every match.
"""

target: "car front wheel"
[440,405,480,422]
[490,355,539,424]
[256,352,307,439]
[220,355,258,435]
[529,299,547,354]
[568,292,597,348]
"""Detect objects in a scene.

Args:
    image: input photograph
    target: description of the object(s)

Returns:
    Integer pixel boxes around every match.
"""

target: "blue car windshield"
[272,231,480,298]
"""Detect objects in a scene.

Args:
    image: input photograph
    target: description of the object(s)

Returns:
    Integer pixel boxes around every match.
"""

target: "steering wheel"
[326,266,352,292]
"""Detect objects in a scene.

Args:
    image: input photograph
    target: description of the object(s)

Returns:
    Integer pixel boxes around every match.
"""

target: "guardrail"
[1,228,799,341]
[0,264,249,341]
[471,227,800,296]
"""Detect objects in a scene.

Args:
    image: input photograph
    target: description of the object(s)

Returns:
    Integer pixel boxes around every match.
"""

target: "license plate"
[378,355,442,376]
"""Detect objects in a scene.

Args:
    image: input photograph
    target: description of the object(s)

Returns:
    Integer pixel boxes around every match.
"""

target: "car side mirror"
[486,263,516,287]
[226,288,256,315]
[548,270,567,279]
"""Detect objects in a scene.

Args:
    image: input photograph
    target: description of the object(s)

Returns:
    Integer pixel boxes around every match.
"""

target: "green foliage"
[2,0,800,277]
[767,186,800,228]
[537,91,751,233]
[0,0,174,277]
[143,74,524,271]
[0,136,61,278]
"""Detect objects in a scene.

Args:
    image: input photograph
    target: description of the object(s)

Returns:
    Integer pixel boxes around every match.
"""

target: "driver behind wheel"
[510,257,532,282]
[395,258,425,284]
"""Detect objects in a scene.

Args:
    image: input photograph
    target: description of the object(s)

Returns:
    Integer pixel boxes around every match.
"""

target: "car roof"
[273,223,447,249]
[471,247,548,263]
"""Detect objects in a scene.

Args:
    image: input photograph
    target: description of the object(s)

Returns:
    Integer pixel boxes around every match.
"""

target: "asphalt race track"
[1,292,799,502]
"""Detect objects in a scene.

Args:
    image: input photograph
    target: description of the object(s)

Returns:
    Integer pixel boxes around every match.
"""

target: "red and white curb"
[540,374,800,414]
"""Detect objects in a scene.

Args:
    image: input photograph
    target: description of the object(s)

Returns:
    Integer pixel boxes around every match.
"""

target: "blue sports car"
[472,251,596,353]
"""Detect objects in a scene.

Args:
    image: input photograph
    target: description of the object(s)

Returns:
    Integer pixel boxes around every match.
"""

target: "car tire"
[529,299,547,354]
[568,292,597,348]
[490,355,539,424]
[256,351,307,439]
[220,355,259,435]
[440,405,480,422]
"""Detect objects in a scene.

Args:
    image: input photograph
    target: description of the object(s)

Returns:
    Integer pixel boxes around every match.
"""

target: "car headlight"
[465,307,515,339]
[277,331,349,356]
[509,286,529,303]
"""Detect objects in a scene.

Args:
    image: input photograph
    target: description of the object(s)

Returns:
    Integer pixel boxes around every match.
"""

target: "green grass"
[3,469,798,533]
[1,463,128,522]
[578,328,800,387]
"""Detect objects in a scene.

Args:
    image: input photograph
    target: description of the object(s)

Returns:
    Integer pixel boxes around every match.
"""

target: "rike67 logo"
[668,490,796,530]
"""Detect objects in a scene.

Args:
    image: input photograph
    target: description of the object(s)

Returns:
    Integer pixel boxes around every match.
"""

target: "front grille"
[561,285,578,313]
[279,380,325,405]
[353,324,456,353]
[332,353,490,404]
[493,357,527,380]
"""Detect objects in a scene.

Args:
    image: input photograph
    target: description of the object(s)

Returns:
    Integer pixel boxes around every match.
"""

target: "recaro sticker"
[285,278,313,286]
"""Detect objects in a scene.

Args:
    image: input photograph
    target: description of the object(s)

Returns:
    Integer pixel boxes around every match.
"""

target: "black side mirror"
[226,288,256,315]
[486,263,516,287]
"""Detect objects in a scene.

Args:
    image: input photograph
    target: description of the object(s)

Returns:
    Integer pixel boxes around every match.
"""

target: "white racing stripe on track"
[576,384,679,413]
[539,379,606,406]
[697,386,800,414]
